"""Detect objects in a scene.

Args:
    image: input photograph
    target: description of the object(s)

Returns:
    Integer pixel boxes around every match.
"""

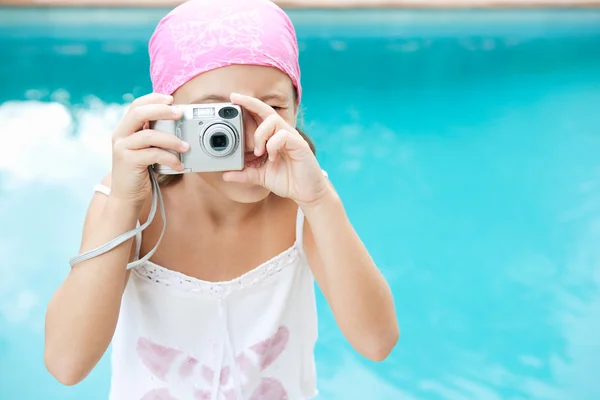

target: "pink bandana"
[148,0,302,103]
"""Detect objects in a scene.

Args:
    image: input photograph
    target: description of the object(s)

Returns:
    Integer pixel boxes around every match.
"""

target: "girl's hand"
[110,93,189,207]
[222,93,330,209]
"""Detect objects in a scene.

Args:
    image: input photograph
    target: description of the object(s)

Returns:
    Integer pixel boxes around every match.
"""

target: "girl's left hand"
[222,93,330,208]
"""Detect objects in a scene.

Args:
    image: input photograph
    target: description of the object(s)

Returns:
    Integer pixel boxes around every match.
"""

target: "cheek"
[242,110,258,133]
[242,113,258,146]
[243,124,257,152]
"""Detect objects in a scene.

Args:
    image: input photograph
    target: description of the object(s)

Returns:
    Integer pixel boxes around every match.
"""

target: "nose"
[242,109,257,152]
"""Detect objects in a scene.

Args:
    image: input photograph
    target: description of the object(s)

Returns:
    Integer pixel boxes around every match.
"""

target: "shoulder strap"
[295,206,305,250]
[295,169,329,253]
[93,184,111,196]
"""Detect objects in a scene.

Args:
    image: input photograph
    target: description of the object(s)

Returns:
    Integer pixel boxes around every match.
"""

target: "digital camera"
[150,103,244,174]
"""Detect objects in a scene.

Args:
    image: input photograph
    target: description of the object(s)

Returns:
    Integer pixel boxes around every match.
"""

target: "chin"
[218,179,272,204]
[194,172,272,204]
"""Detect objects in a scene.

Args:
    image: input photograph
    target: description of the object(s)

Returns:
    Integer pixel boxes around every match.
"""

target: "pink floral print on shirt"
[136,326,290,400]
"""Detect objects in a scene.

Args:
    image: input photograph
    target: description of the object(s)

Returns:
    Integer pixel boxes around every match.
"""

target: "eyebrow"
[191,95,229,104]
[191,93,290,104]
[260,93,290,103]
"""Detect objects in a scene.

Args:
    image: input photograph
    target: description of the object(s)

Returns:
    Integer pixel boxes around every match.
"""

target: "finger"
[230,93,277,121]
[266,129,305,163]
[117,104,182,138]
[253,114,282,157]
[130,147,184,172]
[222,166,264,186]
[123,129,190,153]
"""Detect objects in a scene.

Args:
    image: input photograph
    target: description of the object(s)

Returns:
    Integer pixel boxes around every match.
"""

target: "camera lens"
[219,106,239,119]
[202,123,239,158]
[210,133,229,151]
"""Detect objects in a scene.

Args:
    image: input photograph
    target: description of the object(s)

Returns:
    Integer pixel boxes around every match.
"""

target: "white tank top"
[92,184,319,400]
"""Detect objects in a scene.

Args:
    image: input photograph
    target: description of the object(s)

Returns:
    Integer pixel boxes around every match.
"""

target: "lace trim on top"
[132,242,300,298]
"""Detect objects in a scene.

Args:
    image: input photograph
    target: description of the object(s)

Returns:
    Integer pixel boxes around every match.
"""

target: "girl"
[44,0,398,399]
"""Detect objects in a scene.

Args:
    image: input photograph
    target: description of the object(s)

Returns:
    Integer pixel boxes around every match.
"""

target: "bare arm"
[218,93,399,360]
[44,93,186,386]
[302,183,399,362]
[44,175,140,385]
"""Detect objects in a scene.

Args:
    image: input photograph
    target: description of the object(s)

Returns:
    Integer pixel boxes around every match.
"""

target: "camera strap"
[68,167,167,270]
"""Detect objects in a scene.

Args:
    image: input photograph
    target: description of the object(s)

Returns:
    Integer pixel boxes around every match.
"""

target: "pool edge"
[1,0,600,8]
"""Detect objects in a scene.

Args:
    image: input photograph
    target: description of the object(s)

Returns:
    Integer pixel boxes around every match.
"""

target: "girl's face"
[172,65,298,203]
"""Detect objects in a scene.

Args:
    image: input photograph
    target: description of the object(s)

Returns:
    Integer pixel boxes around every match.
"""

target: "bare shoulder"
[271,194,299,221]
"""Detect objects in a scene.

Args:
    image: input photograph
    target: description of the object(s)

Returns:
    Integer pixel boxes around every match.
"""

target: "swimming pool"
[1,6,600,399]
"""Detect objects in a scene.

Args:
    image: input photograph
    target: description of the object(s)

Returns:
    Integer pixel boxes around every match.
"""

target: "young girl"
[44,0,398,398]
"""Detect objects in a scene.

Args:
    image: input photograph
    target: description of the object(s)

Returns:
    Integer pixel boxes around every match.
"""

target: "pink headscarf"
[149,0,302,103]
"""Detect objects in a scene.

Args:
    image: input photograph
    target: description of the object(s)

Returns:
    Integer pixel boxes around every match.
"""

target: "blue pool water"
[1,7,600,400]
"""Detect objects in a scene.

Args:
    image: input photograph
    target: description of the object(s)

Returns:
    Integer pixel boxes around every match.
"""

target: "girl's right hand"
[110,93,189,208]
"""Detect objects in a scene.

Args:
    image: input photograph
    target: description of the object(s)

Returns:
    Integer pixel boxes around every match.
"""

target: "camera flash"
[193,107,215,118]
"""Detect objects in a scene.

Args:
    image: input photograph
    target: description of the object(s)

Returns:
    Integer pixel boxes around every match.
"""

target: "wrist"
[105,195,143,224]
[298,184,343,219]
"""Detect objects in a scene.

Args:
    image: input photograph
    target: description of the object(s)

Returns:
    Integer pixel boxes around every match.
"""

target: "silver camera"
[150,103,244,174]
